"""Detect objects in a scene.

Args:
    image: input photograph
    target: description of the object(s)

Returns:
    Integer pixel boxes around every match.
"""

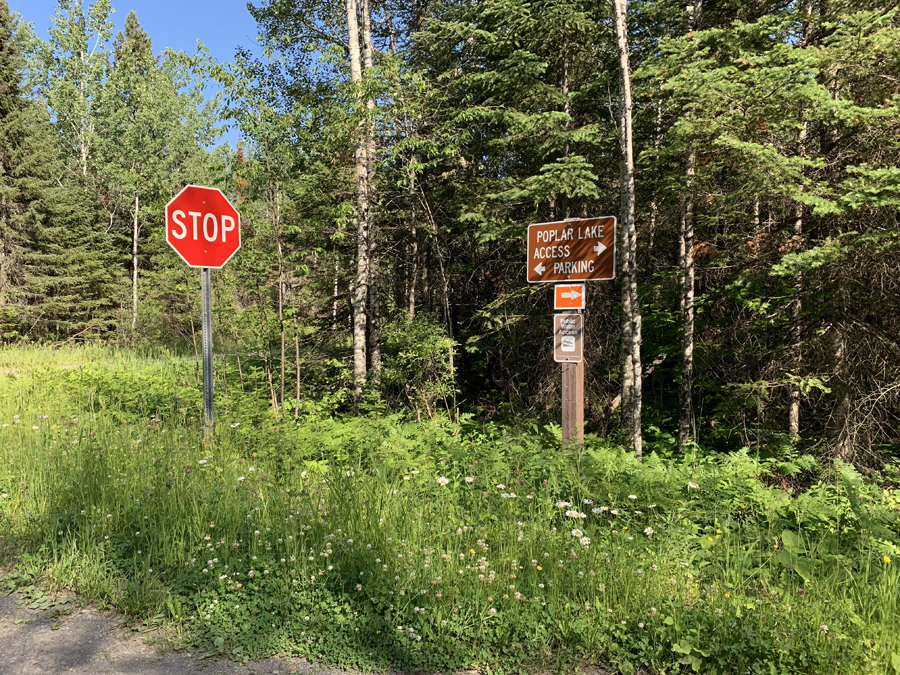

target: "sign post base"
[562,358,584,448]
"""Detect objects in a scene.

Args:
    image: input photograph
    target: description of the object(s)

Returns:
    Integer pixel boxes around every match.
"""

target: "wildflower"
[536,566,542,571]
[644,527,654,537]
[578,512,587,518]
[583,499,593,505]
[230,423,240,428]
[884,556,892,564]
[580,537,591,546]
[496,484,506,489]
[32,426,39,430]
[489,608,497,616]
[688,482,699,489]
[238,477,245,481]
[820,625,829,634]
[592,507,601,514]
[649,503,657,508]
[566,510,579,518]
[403,476,411,481]
[300,471,308,478]
[628,494,637,500]
[638,622,644,628]
[465,476,474,483]
[411,470,420,475]
[437,476,450,486]
[571,529,583,537]
[556,501,572,508]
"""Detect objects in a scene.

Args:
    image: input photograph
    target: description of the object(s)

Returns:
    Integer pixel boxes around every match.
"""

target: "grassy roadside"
[0,346,898,674]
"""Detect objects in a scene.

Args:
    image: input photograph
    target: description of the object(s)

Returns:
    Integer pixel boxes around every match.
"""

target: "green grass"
[0,346,899,674]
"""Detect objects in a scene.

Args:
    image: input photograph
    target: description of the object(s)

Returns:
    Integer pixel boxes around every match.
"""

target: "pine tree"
[0,0,118,339]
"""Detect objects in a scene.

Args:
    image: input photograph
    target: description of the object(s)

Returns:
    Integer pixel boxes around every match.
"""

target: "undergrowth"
[0,346,898,674]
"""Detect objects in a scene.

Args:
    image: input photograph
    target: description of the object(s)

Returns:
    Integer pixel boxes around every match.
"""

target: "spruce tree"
[0,1,118,339]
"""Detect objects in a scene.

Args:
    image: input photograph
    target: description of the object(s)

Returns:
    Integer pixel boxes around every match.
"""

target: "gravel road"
[0,591,351,675]
[0,590,609,675]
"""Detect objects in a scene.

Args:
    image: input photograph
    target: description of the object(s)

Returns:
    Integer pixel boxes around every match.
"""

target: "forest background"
[3,0,900,468]
[2,1,900,673]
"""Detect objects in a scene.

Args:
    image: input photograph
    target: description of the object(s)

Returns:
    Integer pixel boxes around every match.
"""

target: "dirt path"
[0,592,349,675]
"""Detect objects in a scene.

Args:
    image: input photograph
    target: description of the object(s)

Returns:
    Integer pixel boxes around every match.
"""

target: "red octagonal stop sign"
[166,185,241,268]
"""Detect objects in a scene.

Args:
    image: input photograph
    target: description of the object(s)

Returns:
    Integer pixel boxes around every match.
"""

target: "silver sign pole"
[201,267,214,432]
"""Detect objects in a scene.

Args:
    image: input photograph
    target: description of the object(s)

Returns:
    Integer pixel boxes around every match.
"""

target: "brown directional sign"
[554,313,583,363]
[527,217,616,283]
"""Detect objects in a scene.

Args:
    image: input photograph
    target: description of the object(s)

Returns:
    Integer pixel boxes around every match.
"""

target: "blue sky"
[14,0,265,146]
[14,0,262,63]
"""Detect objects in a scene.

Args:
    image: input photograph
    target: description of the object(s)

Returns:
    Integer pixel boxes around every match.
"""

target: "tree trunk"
[332,251,340,330]
[347,0,370,403]
[648,102,663,255]
[294,313,301,421]
[408,156,419,322]
[829,317,853,461]
[790,5,815,436]
[789,198,805,437]
[361,0,380,376]
[679,146,696,451]
[277,237,286,416]
[612,0,642,459]
[678,0,703,454]
[131,191,139,331]
[419,185,457,410]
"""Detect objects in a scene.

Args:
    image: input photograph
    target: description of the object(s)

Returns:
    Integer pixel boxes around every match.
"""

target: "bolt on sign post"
[526,217,616,448]
[165,186,241,433]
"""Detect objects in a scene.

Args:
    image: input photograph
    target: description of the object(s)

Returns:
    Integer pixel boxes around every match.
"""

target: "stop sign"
[165,185,241,268]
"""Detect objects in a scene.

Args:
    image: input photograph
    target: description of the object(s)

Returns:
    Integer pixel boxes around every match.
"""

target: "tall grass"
[0,346,898,674]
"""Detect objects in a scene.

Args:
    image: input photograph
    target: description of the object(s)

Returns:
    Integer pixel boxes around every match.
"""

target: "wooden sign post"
[555,312,585,446]
[528,217,616,448]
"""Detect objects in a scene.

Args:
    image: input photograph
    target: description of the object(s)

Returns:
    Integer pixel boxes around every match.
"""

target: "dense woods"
[4,0,900,466]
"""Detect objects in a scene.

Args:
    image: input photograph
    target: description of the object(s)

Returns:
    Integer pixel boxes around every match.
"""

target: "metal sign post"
[165,185,241,437]
[201,267,214,432]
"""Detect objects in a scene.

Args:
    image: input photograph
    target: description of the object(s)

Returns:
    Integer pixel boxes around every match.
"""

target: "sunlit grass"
[0,346,898,673]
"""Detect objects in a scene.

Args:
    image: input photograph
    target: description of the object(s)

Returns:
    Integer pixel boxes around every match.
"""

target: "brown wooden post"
[561,310,584,448]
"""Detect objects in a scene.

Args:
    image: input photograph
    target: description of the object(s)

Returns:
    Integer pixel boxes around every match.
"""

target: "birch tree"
[611,0,643,459]
[678,0,702,453]
[31,0,113,178]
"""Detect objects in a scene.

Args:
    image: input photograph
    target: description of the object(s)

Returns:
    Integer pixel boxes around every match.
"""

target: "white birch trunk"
[361,0,380,375]
[347,0,370,401]
[612,0,642,459]
[131,192,139,331]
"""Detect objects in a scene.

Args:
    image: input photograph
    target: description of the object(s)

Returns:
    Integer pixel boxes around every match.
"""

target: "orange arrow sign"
[555,283,586,310]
